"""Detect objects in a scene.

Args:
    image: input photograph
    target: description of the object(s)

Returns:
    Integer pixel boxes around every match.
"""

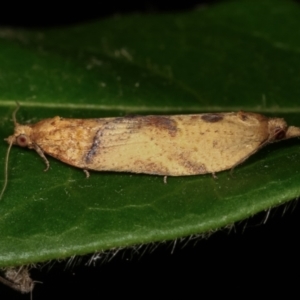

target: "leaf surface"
[0,0,300,266]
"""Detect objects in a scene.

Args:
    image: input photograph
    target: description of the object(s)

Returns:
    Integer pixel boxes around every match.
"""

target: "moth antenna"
[0,138,14,201]
[12,102,20,126]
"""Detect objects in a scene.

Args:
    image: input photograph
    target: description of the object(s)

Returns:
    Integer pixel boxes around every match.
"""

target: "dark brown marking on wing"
[177,152,208,175]
[143,116,178,137]
[119,115,177,136]
[85,118,134,164]
[201,114,224,123]
[183,160,207,175]
[237,111,248,121]
[85,128,103,163]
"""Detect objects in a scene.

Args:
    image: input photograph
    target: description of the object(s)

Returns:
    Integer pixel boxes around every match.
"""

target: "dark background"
[0,1,221,28]
[1,1,300,298]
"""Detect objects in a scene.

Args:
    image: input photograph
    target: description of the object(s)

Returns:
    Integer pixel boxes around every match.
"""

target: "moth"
[1,106,300,199]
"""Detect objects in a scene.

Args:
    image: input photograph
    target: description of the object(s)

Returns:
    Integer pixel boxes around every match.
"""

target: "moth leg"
[33,143,50,171]
[211,172,217,179]
[163,176,167,184]
[83,169,90,178]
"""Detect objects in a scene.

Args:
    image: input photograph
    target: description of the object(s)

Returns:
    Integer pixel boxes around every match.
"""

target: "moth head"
[1,103,34,201]
[5,125,33,149]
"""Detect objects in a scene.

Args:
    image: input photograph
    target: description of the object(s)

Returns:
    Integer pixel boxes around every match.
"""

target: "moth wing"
[32,113,271,176]
[85,116,179,174]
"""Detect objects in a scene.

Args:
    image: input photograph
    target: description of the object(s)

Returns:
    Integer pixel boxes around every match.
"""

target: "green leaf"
[1,0,300,267]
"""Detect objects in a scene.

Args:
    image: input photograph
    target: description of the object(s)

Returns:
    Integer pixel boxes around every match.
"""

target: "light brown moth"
[1,107,300,199]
